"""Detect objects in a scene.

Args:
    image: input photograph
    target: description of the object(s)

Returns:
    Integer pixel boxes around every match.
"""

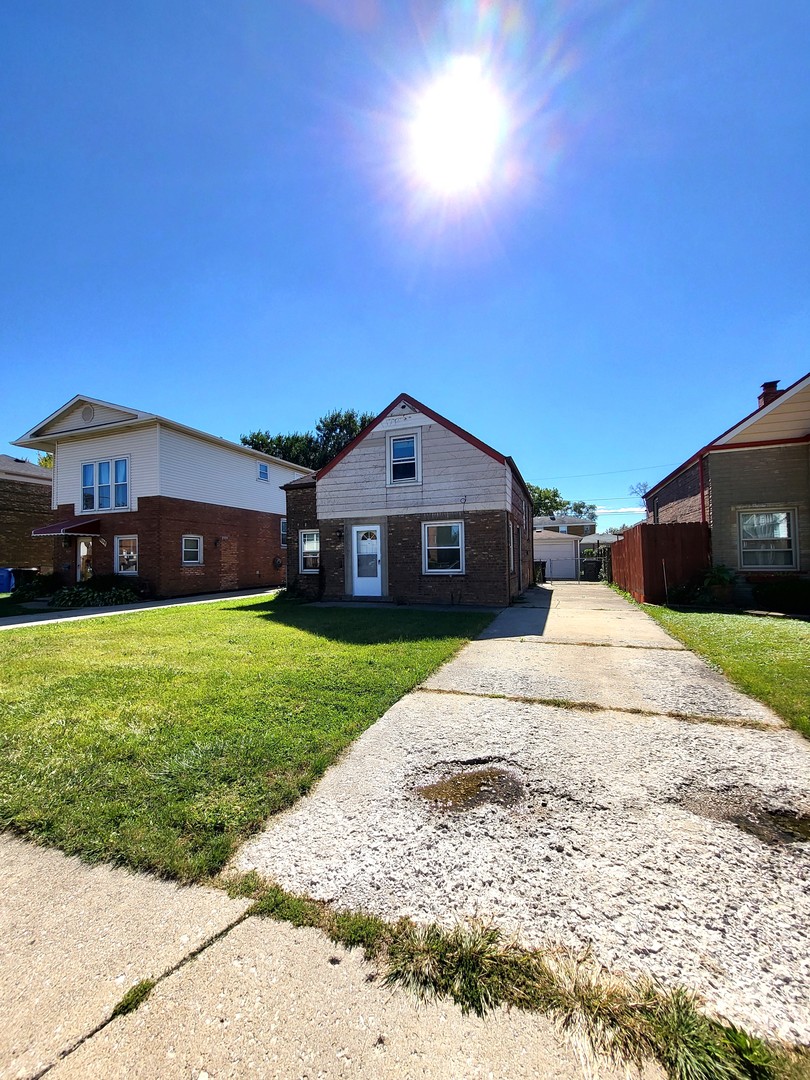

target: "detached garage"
[533,529,580,580]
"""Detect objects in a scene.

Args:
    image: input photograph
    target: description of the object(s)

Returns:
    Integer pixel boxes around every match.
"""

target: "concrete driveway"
[237,583,810,1044]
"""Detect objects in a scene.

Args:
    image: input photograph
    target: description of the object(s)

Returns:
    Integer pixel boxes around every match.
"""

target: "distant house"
[14,395,311,597]
[532,514,597,537]
[645,375,810,578]
[0,455,56,574]
[284,393,534,606]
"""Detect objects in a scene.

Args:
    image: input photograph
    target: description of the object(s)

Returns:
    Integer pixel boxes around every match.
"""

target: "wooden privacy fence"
[611,523,711,604]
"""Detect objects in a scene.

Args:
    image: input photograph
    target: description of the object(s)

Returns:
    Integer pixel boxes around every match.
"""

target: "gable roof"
[14,394,314,476]
[314,392,533,501]
[646,370,810,500]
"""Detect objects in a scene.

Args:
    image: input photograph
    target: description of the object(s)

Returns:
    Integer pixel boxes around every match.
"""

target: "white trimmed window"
[115,536,138,574]
[423,521,464,574]
[280,518,287,547]
[509,523,515,572]
[81,458,128,511]
[182,535,203,565]
[738,510,797,569]
[387,431,420,485]
[300,530,320,573]
[257,461,270,482]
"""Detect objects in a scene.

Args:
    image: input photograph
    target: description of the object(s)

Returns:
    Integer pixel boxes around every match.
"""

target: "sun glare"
[408,55,507,197]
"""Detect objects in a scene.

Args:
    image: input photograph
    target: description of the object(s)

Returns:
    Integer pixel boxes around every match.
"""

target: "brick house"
[14,396,311,597]
[532,514,597,538]
[284,393,534,606]
[644,374,810,580]
[0,455,57,573]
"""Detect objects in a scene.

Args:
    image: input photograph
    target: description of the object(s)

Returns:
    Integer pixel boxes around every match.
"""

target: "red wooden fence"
[611,523,710,604]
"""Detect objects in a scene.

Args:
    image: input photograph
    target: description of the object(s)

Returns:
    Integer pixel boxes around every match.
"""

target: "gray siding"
[317,414,510,520]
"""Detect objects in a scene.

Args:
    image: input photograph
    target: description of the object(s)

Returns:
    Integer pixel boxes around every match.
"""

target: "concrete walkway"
[237,583,810,1043]
[0,835,620,1080]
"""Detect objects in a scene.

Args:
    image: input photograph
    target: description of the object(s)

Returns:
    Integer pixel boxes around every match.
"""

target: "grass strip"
[641,606,810,738]
[222,873,793,1080]
[0,594,491,880]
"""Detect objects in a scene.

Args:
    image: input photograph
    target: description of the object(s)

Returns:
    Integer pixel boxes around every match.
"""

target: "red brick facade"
[285,483,533,607]
[0,477,57,572]
[49,495,287,597]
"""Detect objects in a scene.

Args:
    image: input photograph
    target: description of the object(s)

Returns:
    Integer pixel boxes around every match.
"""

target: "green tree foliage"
[526,486,598,522]
[564,500,598,522]
[241,408,375,471]
[36,452,54,469]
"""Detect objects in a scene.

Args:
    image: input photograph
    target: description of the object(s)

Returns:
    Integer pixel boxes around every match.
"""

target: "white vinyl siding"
[317,411,510,519]
[39,402,138,436]
[159,427,296,514]
[55,428,158,512]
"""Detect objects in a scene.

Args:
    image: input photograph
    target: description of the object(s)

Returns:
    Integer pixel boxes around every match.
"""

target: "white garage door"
[533,542,579,580]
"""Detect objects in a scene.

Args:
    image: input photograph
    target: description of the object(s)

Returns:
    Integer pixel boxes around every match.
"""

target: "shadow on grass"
[223,592,496,645]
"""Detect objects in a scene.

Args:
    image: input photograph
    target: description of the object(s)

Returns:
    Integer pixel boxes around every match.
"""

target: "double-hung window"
[82,458,128,511]
[182,535,203,565]
[388,432,420,485]
[257,461,270,482]
[300,530,320,573]
[280,519,287,548]
[423,521,464,574]
[115,536,138,574]
[738,510,796,569]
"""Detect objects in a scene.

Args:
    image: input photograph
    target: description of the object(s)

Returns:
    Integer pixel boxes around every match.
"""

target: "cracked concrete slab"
[0,835,251,1080]
[48,916,643,1080]
[422,638,782,725]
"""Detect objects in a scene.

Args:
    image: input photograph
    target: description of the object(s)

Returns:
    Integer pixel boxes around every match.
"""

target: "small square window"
[115,536,138,574]
[257,462,270,482]
[280,518,287,547]
[182,535,203,565]
[300,530,320,573]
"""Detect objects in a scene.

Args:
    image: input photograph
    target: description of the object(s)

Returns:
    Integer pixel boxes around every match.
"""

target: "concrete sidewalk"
[0,835,619,1080]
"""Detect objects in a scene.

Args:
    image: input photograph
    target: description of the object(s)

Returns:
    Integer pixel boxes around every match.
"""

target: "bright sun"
[408,55,507,196]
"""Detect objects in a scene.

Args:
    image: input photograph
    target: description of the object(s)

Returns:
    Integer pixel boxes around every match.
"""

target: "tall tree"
[563,500,598,522]
[241,407,375,470]
[526,485,567,517]
[629,480,650,499]
[36,451,53,469]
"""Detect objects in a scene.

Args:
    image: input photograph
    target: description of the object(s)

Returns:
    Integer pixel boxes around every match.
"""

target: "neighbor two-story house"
[14,396,311,597]
[0,454,56,574]
[284,393,534,606]
[644,374,810,579]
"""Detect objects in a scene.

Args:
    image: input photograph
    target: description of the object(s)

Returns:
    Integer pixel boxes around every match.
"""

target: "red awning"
[32,517,102,537]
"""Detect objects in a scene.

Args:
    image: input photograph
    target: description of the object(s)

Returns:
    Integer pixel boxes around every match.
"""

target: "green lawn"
[0,594,491,880]
[645,606,810,738]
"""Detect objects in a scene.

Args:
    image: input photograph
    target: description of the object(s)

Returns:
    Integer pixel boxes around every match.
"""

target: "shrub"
[750,578,810,615]
[11,572,62,601]
[50,582,144,608]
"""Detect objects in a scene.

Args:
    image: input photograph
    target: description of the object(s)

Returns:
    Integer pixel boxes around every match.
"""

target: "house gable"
[19,396,148,444]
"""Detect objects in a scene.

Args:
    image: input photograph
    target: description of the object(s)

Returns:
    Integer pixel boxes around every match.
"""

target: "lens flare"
[407,55,508,196]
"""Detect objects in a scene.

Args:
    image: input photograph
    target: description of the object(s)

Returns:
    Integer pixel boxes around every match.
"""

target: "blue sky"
[2,0,808,530]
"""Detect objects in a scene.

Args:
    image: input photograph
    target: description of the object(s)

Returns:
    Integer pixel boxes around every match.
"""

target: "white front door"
[352,525,382,597]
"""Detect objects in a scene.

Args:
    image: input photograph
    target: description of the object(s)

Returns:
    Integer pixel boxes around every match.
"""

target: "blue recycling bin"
[0,568,15,592]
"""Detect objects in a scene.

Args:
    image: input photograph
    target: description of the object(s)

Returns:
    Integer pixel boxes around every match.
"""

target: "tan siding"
[54,427,159,513]
[159,427,299,514]
[39,402,138,436]
[708,445,810,572]
[317,417,509,520]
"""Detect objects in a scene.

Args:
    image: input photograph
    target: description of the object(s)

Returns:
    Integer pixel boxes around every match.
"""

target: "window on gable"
[182,535,203,565]
[423,521,464,574]
[280,518,287,547]
[300,530,320,573]
[257,461,270,482]
[115,536,138,574]
[388,432,419,485]
[738,510,796,569]
[82,458,128,511]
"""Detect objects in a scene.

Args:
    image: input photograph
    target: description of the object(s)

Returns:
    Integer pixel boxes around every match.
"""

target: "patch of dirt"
[678,787,810,845]
[415,765,525,812]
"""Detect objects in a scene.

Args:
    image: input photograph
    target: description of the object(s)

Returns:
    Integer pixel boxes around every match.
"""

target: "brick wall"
[0,478,56,572]
[647,461,708,525]
[285,484,321,600]
[48,495,287,597]
[508,482,533,598]
[707,444,810,575]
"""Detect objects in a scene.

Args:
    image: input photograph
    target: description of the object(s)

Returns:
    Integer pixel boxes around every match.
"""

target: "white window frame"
[81,456,129,512]
[280,518,287,548]
[422,520,465,575]
[114,535,138,575]
[509,522,515,572]
[737,508,798,571]
[387,430,421,486]
[257,461,270,482]
[181,535,204,565]
[300,529,320,573]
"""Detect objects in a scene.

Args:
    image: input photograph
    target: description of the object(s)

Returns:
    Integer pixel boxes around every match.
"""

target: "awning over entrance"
[32,516,102,537]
